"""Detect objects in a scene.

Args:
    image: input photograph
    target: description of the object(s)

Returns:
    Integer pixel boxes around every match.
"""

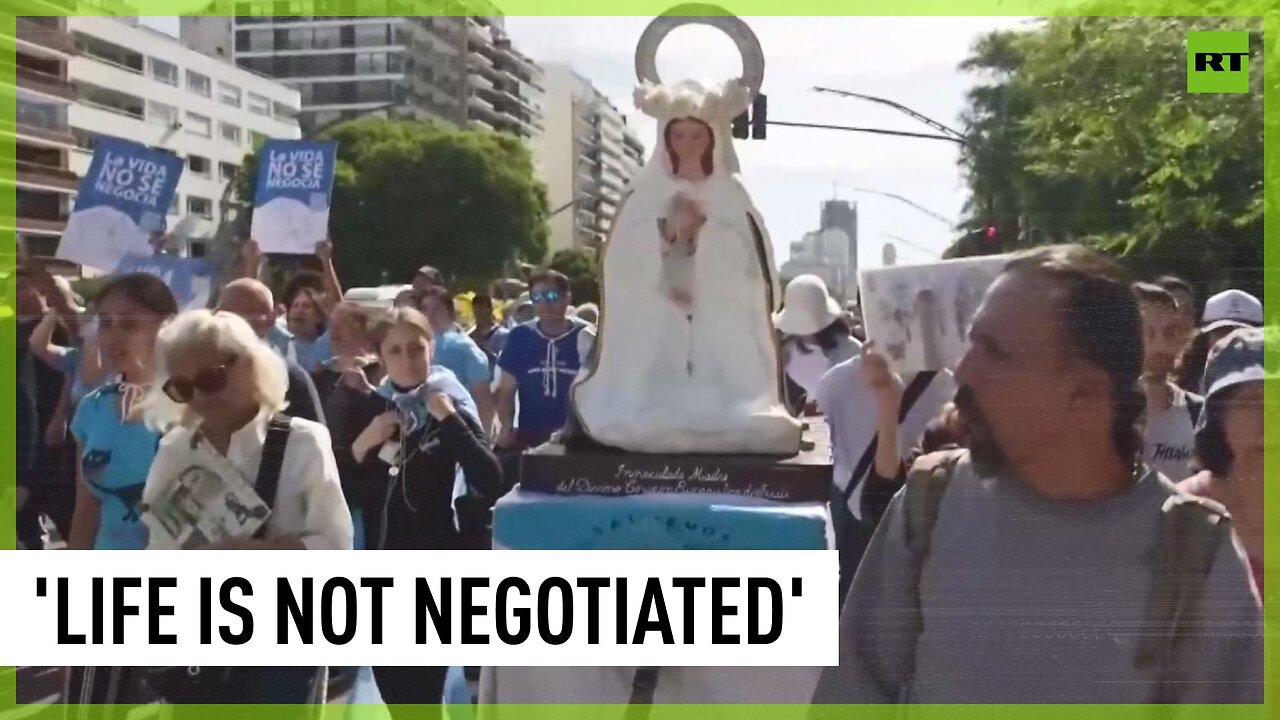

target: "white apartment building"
[66,16,301,257]
[535,63,644,256]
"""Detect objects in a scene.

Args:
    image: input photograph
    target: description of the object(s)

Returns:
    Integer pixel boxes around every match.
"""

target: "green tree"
[237,117,549,288]
[954,17,1264,296]
[548,247,600,305]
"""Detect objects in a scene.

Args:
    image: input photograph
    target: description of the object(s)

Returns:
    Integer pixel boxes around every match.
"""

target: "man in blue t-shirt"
[495,270,594,452]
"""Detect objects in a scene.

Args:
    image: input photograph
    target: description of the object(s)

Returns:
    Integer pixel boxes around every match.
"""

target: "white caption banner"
[0,550,837,667]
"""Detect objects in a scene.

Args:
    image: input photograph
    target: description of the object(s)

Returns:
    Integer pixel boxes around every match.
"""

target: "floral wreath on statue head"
[633,78,752,178]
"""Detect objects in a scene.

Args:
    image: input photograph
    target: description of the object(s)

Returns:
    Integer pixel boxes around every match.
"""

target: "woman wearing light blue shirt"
[66,273,177,551]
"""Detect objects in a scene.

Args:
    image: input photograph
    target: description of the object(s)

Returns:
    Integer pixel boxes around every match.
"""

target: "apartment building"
[65,16,301,259]
[182,12,544,141]
[463,16,542,139]
[3,16,86,261]
[535,63,645,255]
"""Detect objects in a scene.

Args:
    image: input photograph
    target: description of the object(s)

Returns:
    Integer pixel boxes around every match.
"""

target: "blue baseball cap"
[1199,327,1268,412]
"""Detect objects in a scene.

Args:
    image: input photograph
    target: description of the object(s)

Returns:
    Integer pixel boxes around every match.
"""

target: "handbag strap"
[841,371,937,503]
[252,414,293,539]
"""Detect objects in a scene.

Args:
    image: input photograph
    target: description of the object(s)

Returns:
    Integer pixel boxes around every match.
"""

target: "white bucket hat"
[774,274,844,337]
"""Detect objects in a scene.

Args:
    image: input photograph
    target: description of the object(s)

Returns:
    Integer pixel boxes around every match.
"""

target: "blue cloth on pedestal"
[492,488,830,550]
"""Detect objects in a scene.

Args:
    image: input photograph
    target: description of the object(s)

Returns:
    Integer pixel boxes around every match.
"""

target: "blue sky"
[140,15,1031,267]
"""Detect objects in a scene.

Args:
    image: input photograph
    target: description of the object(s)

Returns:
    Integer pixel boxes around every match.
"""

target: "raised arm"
[241,239,263,280]
[315,239,342,313]
[28,307,71,370]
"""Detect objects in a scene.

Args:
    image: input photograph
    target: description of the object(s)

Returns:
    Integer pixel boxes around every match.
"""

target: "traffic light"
[751,93,767,140]
[731,111,749,139]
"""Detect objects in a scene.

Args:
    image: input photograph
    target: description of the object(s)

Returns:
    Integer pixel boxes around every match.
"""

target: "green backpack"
[902,450,1230,697]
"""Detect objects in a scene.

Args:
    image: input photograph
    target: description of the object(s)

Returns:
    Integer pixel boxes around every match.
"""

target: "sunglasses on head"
[162,356,239,404]
[530,289,562,305]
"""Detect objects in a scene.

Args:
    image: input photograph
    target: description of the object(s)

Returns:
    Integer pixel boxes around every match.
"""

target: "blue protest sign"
[114,254,216,311]
[250,139,337,254]
[56,136,183,272]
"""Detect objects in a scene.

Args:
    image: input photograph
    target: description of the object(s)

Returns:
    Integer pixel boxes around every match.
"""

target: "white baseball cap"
[1202,289,1263,332]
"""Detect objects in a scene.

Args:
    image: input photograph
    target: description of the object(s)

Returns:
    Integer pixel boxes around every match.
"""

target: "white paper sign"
[859,254,1010,374]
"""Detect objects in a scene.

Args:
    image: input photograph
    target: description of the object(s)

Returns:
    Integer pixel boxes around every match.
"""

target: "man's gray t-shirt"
[813,461,1262,704]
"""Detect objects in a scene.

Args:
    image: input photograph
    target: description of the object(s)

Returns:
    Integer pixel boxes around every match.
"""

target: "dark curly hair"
[1005,245,1145,462]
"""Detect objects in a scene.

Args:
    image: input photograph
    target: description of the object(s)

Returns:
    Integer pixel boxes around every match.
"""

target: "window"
[187,196,213,219]
[147,100,178,127]
[219,121,242,144]
[272,102,297,121]
[187,154,211,176]
[354,23,391,47]
[248,92,271,116]
[313,26,340,49]
[186,70,211,97]
[184,112,212,138]
[169,193,180,214]
[219,162,238,181]
[354,52,388,75]
[249,130,268,148]
[218,82,241,108]
[148,57,178,86]
[236,28,275,52]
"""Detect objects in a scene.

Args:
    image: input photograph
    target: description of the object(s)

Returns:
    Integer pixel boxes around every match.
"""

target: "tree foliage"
[237,117,549,288]
[954,17,1264,296]
[548,247,600,305]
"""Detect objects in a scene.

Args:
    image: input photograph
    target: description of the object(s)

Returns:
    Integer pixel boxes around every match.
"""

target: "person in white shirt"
[813,345,955,602]
[775,275,861,413]
[1133,282,1202,481]
[143,309,352,552]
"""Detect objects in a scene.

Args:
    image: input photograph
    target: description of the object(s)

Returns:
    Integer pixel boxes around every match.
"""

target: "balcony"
[15,17,78,58]
[468,117,494,132]
[468,74,493,91]
[9,64,75,102]
[8,159,78,192]
[15,215,69,236]
[467,93,497,116]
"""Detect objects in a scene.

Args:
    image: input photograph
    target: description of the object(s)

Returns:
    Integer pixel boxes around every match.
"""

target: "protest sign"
[859,254,1009,374]
[250,140,337,254]
[114,254,215,310]
[56,136,183,272]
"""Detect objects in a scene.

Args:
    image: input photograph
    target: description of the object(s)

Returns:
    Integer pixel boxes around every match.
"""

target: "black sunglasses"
[163,356,239,404]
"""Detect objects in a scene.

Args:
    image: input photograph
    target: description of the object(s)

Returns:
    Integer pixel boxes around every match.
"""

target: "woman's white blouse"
[142,414,353,550]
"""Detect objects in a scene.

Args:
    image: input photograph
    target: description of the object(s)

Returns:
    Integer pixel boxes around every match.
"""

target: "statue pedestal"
[481,423,832,704]
[515,422,831,505]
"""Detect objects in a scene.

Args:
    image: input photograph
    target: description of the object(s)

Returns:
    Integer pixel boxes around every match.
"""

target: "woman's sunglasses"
[162,356,239,404]
[530,289,562,305]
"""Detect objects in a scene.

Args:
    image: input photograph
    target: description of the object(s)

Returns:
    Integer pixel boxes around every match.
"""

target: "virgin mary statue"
[570,78,802,455]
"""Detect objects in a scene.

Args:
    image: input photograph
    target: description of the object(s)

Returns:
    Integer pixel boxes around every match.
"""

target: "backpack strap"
[904,448,966,562]
[1133,492,1229,689]
[252,414,293,539]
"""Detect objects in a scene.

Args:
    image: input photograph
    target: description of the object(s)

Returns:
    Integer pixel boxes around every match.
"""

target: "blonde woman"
[140,309,351,705]
[142,309,352,552]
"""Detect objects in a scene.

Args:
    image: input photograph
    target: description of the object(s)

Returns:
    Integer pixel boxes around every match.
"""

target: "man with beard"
[1134,283,1201,481]
[812,245,1261,704]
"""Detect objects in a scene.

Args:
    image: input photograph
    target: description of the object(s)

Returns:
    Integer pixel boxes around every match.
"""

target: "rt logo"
[1187,31,1250,93]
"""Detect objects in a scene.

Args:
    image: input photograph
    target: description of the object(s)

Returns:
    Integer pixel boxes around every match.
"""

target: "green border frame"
[1,3,1276,718]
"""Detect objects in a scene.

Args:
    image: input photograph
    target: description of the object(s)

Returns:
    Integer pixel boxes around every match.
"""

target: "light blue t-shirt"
[433,330,491,392]
[266,324,293,357]
[70,383,161,550]
[289,331,332,374]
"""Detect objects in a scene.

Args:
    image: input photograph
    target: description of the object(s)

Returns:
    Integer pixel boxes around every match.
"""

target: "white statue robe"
[572,114,800,455]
